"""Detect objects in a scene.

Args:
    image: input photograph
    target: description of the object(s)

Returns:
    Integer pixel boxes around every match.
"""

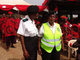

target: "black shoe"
[11,45,16,48]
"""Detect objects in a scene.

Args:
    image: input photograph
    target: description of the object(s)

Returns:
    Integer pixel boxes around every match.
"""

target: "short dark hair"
[48,10,55,16]
[27,5,39,15]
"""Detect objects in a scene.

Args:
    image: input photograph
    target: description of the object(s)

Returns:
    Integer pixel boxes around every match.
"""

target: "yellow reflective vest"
[41,23,62,53]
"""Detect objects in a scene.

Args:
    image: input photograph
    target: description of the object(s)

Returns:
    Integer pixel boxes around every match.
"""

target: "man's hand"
[24,50,30,59]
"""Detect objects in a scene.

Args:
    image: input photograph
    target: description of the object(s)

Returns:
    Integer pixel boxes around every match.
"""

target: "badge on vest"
[57,28,60,32]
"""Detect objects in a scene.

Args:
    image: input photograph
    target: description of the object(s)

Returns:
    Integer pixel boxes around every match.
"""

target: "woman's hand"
[38,48,42,55]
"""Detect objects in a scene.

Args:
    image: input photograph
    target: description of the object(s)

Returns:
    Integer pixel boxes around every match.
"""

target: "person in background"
[2,11,16,50]
[14,14,21,42]
[17,6,39,60]
[77,23,80,38]
[71,24,79,39]
[38,11,64,60]
[60,16,72,44]
[0,15,2,39]
[1,13,7,43]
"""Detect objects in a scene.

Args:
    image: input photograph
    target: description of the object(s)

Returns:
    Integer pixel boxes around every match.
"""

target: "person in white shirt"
[38,11,64,60]
[17,6,39,60]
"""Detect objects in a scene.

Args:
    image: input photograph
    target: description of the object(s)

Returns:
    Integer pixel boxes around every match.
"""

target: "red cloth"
[16,5,46,12]
[0,18,2,21]
[4,18,16,37]
[63,21,70,32]
[0,5,14,11]
[71,24,78,31]
[16,5,30,11]
[62,21,70,28]
[55,7,58,12]
[77,23,80,33]
[1,23,6,43]
[71,30,79,38]
[63,32,71,40]
[78,23,80,26]
[66,21,70,25]
[2,17,7,21]
[42,0,48,5]
[63,24,69,28]
[1,22,6,31]
[67,34,72,41]
[15,18,20,30]
[38,6,46,12]
[34,20,40,26]
[63,24,70,32]
[72,24,78,27]
[55,17,58,20]
[71,24,79,38]
[0,18,3,30]
[8,11,13,15]
[1,18,6,43]
[61,16,68,19]
[0,17,7,30]
[70,43,72,47]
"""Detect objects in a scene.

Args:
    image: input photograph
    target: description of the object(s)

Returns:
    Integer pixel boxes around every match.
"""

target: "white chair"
[68,39,78,59]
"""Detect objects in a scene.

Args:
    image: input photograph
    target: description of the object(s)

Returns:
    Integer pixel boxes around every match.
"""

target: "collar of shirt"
[25,15,35,24]
[47,22,56,28]
[47,22,56,34]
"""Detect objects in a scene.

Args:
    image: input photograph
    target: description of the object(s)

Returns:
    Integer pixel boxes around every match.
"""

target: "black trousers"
[41,47,60,60]
[6,36,16,46]
[24,36,38,60]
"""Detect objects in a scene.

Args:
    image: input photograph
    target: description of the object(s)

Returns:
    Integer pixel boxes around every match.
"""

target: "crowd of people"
[0,5,80,60]
[58,15,80,60]
[59,15,80,42]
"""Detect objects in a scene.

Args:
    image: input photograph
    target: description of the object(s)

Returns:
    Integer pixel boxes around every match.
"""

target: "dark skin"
[29,13,38,21]
[20,13,38,59]
[21,35,29,59]
[38,37,42,55]
[38,14,64,55]
[48,14,55,26]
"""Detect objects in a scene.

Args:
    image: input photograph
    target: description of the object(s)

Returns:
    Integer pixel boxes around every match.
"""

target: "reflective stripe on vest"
[41,40,61,47]
[42,37,60,42]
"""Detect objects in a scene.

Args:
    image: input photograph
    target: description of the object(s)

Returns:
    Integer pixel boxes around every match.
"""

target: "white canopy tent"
[0,0,47,12]
[0,0,31,5]
[0,0,31,11]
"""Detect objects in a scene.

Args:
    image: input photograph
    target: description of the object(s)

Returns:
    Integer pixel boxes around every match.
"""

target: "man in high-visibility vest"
[38,11,64,60]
